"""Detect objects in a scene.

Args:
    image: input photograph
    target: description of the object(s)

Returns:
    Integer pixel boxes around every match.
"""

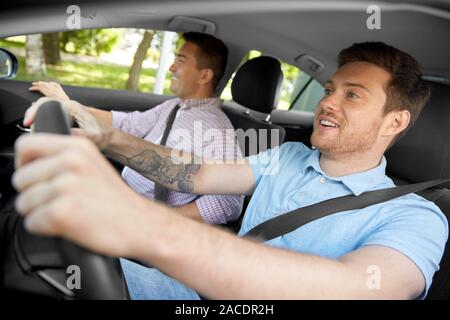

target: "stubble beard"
[311,119,382,160]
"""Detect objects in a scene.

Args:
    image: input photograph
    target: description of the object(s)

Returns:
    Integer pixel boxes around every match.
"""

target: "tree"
[42,32,61,65]
[126,30,155,91]
[25,34,46,77]
[60,29,120,56]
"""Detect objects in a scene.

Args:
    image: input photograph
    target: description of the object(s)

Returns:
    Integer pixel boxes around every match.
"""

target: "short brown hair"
[338,42,431,146]
[182,32,229,90]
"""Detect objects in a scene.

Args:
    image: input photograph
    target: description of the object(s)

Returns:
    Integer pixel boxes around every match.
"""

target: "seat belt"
[154,104,181,202]
[244,178,450,242]
[127,104,180,268]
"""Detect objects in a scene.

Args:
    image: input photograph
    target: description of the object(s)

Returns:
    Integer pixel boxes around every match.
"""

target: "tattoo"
[119,149,201,193]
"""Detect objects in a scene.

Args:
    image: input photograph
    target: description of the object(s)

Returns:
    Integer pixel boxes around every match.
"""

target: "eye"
[347,92,360,99]
[324,88,332,96]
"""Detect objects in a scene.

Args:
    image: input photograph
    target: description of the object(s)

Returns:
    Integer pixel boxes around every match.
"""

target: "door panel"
[0,79,173,124]
[0,79,174,146]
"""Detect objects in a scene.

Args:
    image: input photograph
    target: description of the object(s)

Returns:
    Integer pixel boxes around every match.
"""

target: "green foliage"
[281,63,299,86]
[0,39,25,49]
[248,50,262,60]
[174,33,185,52]
[146,47,161,64]
[11,55,172,95]
[60,29,121,56]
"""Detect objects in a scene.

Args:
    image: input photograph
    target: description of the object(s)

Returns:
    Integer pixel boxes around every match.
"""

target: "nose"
[169,62,176,73]
[318,93,339,113]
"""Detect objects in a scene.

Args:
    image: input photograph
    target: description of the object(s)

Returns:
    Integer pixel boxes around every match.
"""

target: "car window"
[220,50,324,113]
[0,29,180,95]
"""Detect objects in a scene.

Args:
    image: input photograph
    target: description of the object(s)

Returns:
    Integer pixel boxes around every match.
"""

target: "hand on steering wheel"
[10,100,129,299]
[24,97,112,150]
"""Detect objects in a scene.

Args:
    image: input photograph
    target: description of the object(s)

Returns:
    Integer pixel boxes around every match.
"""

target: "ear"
[381,109,411,137]
[198,68,214,86]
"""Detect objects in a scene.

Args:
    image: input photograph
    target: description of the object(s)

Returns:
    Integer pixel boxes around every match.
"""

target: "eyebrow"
[175,53,187,59]
[325,80,371,94]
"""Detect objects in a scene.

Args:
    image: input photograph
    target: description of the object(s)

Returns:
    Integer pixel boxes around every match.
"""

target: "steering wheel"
[4,100,129,299]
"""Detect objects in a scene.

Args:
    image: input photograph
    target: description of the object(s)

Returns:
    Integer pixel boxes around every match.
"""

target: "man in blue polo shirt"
[15,42,448,299]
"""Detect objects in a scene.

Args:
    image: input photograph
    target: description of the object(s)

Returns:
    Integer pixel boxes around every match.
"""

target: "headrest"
[231,56,283,114]
[386,82,450,182]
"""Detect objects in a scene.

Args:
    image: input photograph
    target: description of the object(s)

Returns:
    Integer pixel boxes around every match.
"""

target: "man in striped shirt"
[28,32,244,224]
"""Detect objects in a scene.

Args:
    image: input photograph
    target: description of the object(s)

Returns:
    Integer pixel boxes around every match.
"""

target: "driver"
[27,32,244,225]
[14,42,448,299]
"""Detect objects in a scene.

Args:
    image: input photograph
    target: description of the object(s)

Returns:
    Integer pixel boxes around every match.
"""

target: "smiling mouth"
[319,119,340,128]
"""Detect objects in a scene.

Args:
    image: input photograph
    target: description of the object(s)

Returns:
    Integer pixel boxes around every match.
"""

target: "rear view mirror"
[0,48,18,79]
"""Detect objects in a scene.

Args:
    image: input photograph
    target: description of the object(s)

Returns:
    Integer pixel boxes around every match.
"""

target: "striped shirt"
[111,97,244,224]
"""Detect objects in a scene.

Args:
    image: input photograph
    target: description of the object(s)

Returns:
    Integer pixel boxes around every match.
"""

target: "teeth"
[320,119,339,127]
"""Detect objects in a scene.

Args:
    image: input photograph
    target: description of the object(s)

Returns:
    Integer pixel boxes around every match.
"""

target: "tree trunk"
[25,34,46,77]
[42,32,61,65]
[126,30,155,91]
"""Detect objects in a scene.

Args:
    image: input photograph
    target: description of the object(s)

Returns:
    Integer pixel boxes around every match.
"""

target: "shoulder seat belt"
[154,104,181,202]
[243,178,450,242]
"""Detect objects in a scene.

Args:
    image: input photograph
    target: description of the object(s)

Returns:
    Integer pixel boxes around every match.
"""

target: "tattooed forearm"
[112,149,201,193]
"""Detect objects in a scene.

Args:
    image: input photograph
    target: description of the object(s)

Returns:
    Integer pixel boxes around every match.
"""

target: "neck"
[180,88,215,100]
[319,150,384,177]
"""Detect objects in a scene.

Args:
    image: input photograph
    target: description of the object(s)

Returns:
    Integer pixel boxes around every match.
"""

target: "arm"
[28,80,162,137]
[26,85,251,196]
[134,212,425,299]
[28,81,113,128]
[105,128,255,196]
[24,96,113,150]
[12,134,425,299]
[84,106,112,128]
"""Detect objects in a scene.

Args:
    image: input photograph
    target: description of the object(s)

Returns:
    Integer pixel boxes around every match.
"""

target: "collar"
[303,148,388,196]
[176,97,222,110]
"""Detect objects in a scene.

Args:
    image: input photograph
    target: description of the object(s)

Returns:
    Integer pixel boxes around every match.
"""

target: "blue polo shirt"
[240,142,448,299]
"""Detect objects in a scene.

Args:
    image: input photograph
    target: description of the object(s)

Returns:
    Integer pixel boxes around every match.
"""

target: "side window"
[289,72,325,113]
[0,29,180,94]
[221,50,324,113]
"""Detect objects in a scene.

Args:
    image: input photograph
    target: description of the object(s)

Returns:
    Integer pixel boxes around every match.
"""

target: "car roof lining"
[0,0,449,84]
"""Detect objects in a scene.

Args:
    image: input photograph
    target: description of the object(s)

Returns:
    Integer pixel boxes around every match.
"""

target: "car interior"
[0,0,449,300]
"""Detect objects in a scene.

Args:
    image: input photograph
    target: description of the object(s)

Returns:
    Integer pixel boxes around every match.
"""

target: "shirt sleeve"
[193,119,245,224]
[246,143,289,187]
[111,102,167,138]
[360,198,449,299]
[196,194,244,224]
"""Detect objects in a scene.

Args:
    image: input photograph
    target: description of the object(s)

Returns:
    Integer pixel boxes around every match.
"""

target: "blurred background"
[0,29,323,112]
